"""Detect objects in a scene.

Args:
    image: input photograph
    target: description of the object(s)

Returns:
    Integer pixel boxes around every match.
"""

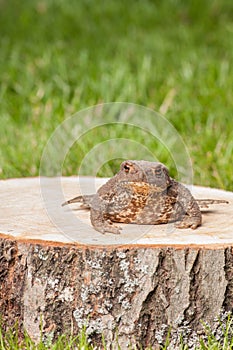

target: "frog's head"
[119,160,171,191]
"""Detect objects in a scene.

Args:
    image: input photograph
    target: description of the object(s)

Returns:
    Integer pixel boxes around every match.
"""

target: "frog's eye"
[124,164,131,173]
[121,160,134,173]
[154,167,162,176]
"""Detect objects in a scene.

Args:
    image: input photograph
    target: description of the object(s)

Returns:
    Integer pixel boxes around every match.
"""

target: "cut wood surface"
[0,177,233,246]
[0,177,233,349]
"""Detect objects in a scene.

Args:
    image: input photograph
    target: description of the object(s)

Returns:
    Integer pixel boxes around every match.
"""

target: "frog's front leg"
[90,208,122,234]
[89,196,122,234]
[174,184,202,230]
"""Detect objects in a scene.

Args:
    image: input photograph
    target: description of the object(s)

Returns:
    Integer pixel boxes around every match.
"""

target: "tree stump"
[0,177,232,349]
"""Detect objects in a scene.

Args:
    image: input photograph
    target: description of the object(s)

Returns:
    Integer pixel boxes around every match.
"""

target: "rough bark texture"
[0,236,232,349]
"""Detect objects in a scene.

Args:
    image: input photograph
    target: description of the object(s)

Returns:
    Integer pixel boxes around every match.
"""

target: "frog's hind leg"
[196,199,229,208]
[62,194,95,209]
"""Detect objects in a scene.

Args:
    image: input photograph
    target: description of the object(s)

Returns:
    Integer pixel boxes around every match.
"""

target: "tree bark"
[0,236,232,348]
[0,177,232,348]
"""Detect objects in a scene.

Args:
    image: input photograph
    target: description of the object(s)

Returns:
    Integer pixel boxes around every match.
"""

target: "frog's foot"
[102,220,122,235]
[175,216,201,230]
[94,220,122,235]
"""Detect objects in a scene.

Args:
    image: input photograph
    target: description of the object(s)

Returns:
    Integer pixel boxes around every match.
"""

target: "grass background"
[0,0,232,190]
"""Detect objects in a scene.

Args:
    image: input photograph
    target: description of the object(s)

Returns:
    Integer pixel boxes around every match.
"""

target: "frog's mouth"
[121,181,168,193]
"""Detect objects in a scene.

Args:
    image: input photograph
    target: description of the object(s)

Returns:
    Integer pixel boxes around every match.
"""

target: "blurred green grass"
[0,0,232,189]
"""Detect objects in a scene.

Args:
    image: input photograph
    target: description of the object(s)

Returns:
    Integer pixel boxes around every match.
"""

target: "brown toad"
[62,160,228,234]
